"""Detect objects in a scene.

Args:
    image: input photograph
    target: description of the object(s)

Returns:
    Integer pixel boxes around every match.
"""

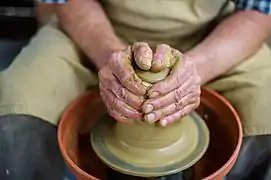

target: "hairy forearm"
[185,10,271,84]
[36,2,56,24]
[57,0,125,69]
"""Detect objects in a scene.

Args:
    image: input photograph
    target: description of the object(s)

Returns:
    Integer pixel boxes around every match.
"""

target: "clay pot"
[58,88,242,180]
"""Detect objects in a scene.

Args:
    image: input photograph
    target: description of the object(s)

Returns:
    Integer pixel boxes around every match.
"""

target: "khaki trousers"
[1,21,271,136]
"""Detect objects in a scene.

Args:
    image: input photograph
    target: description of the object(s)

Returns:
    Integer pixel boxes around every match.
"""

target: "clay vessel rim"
[58,94,99,180]
[201,88,242,180]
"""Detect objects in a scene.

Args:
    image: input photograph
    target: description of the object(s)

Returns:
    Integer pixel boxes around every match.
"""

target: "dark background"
[0,0,38,70]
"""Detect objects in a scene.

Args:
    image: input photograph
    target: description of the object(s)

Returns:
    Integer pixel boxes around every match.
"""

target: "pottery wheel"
[91,51,210,177]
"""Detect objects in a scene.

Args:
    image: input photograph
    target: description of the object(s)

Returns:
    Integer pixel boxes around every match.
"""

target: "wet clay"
[91,51,210,177]
[135,67,170,84]
[109,116,198,166]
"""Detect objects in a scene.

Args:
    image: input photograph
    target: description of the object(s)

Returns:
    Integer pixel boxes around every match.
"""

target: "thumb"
[132,42,153,70]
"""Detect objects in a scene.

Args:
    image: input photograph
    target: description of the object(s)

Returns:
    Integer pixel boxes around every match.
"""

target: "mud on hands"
[98,42,152,122]
[98,42,201,126]
[142,44,201,127]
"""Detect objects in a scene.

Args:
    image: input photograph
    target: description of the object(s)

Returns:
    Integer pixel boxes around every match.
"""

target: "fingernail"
[146,113,155,123]
[152,59,162,65]
[160,119,168,127]
[145,104,153,113]
[149,92,159,98]
[141,57,151,70]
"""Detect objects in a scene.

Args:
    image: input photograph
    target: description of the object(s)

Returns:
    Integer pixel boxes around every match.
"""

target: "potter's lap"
[0,23,97,125]
[205,45,271,136]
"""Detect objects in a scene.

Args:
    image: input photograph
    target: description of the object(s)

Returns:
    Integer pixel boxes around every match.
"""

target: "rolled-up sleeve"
[236,0,271,14]
[37,0,68,4]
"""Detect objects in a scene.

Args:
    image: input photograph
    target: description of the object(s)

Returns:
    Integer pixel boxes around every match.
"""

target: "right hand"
[98,42,153,122]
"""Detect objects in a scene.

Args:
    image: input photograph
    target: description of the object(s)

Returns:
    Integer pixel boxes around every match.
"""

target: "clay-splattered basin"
[58,88,242,180]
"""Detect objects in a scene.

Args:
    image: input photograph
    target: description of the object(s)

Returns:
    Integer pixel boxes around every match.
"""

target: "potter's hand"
[99,43,153,122]
[142,47,201,126]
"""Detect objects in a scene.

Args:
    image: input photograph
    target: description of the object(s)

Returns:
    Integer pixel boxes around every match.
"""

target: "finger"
[151,44,172,72]
[148,54,192,98]
[132,42,153,70]
[100,91,131,123]
[159,103,198,127]
[144,93,197,123]
[100,76,144,110]
[109,47,147,95]
[100,87,142,120]
[170,48,183,66]
[142,79,193,113]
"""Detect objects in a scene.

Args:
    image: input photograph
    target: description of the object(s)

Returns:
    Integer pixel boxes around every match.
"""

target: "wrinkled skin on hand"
[99,42,201,126]
[98,43,152,122]
[141,45,201,127]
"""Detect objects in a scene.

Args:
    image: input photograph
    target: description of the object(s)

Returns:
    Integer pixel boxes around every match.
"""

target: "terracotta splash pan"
[58,88,242,180]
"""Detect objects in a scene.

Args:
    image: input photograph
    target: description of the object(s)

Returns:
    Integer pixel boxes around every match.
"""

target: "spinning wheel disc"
[91,112,209,177]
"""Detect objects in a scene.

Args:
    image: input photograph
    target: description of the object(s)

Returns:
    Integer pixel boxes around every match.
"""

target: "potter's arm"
[35,1,56,25]
[185,10,271,84]
[56,0,125,69]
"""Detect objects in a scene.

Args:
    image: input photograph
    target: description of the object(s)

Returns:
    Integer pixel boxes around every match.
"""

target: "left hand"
[142,47,201,126]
